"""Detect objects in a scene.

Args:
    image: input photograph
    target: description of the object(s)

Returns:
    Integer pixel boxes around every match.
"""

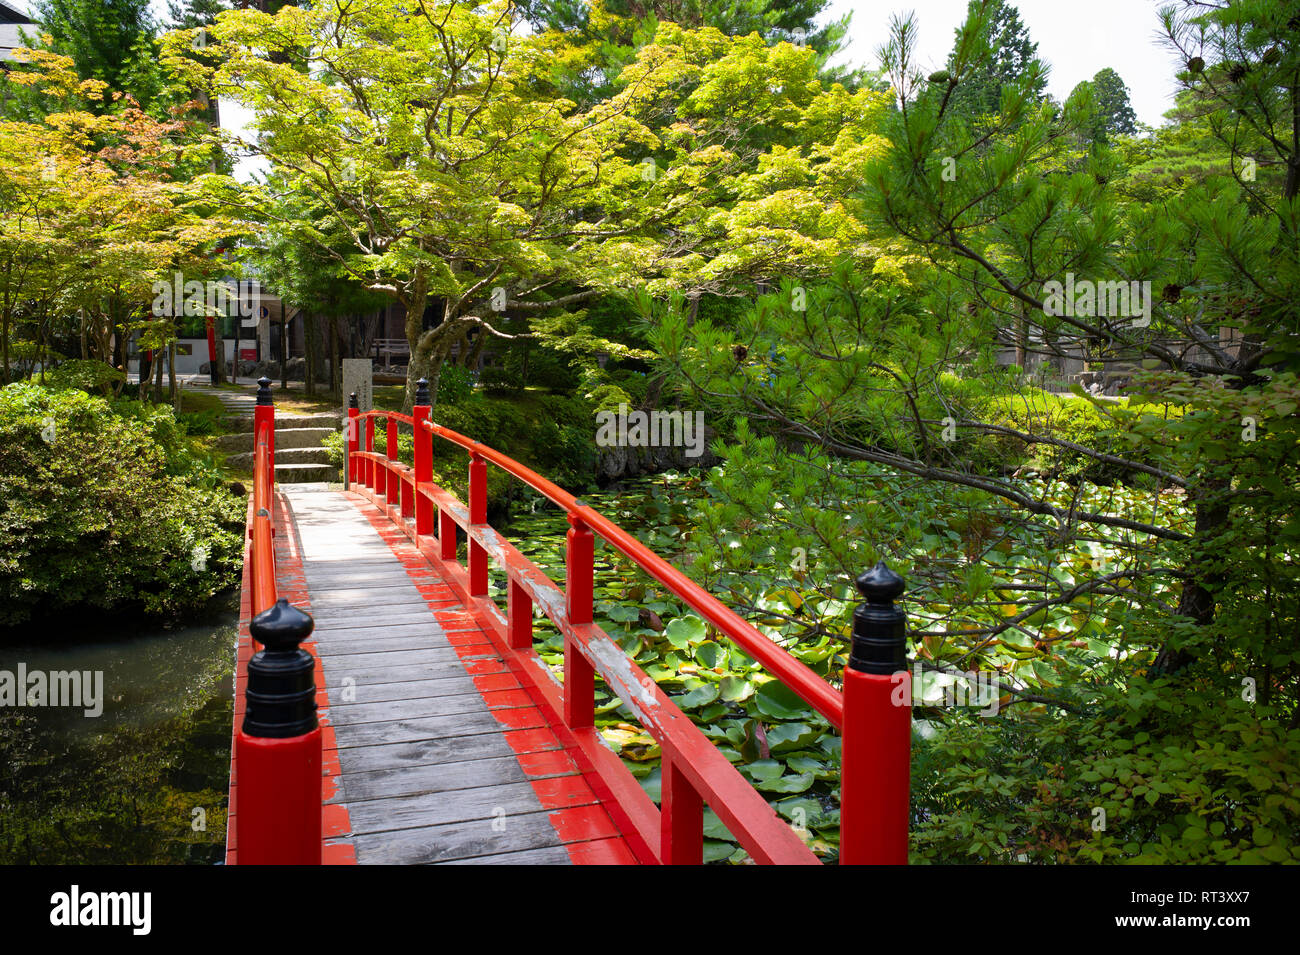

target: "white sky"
[8,0,1182,174]
[826,0,1183,128]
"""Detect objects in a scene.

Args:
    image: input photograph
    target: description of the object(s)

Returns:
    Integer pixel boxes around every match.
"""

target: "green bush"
[39,359,126,395]
[437,364,475,404]
[0,384,244,626]
[911,678,1300,863]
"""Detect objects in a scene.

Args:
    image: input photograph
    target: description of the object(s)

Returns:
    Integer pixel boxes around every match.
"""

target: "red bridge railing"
[345,378,912,865]
[232,378,322,866]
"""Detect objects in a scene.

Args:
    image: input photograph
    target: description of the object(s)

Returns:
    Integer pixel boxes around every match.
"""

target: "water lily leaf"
[755,772,815,794]
[741,759,785,782]
[764,722,818,751]
[754,679,812,720]
[720,675,755,702]
[674,683,719,710]
[665,614,707,649]
[703,839,736,863]
[694,640,728,669]
[702,809,733,841]
[605,604,640,624]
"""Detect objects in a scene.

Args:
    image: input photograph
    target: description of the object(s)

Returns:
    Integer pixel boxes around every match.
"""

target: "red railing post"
[564,509,595,728]
[374,415,382,496]
[364,412,375,491]
[840,561,911,865]
[373,415,387,499]
[386,414,399,508]
[235,598,321,865]
[413,379,432,538]
[254,377,275,482]
[507,578,532,650]
[346,393,359,486]
[468,451,488,596]
[661,757,703,865]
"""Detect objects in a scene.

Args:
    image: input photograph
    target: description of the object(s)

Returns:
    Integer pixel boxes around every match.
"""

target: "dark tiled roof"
[0,2,32,27]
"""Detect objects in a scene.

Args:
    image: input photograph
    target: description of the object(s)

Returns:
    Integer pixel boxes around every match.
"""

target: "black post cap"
[348,392,359,409]
[849,561,908,674]
[414,378,431,406]
[244,598,318,738]
[256,377,273,406]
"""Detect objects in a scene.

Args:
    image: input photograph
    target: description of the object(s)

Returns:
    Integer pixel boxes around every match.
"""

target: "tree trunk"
[1014,309,1027,368]
[280,300,288,391]
[303,311,317,397]
[401,272,433,411]
[169,339,179,412]
[153,337,165,402]
[1152,479,1231,675]
[330,315,340,396]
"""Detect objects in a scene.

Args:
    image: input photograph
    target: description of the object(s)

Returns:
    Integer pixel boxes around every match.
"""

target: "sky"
[825,0,1183,128]
[5,0,1183,154]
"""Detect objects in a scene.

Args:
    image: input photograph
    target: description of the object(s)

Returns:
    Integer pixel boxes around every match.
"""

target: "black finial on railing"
[244,599,318,738]
[415,378,431,407]
[348,392,359,409]
[256,376,273,406]
[849,561,908,674]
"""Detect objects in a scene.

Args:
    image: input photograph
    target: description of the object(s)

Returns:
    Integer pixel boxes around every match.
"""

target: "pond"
[0,592,237,865]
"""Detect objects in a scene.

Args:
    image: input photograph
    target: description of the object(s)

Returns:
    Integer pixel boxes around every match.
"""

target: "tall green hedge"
[0,384,244,627]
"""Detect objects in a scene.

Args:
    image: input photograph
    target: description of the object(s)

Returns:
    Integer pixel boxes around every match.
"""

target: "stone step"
[274,462,340,483]
[225,447,334,470]
[222,412,343,434]
[214,427,336,453]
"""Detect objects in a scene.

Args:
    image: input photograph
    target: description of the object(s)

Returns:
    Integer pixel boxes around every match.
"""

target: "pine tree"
[31,0,157,104]
[944,0,1047,118]
[1072,66,1138,141]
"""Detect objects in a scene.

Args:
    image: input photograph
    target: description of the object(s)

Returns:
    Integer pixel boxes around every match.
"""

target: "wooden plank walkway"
[277,483,638,865]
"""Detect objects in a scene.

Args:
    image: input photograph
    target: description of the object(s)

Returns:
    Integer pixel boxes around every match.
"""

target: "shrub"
[39,359,126,396]
[437,364,475,404]
[0,384,244,626]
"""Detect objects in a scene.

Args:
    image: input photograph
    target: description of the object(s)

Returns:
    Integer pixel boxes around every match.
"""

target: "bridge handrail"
[354,408,843,726]
[348,391,910,866]
[249,423,277,616]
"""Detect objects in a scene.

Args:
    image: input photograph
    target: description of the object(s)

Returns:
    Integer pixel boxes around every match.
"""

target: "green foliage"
[0,384,243,626]
[436,364,476,405]
[942,0,1048,120]
[38,358,126,396]
[912,682,1300,864]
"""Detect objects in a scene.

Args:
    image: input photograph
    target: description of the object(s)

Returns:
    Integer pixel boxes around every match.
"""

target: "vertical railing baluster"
[346,393,359,487]
[840,561,911,865]
[364,410,374,493]
[412,379,432,540]
[564,509,595,728]
[386,414,399,509]
[661,757,703,865]
[255,377,275,483]
[507,578,532,650]
[468,451,488,596]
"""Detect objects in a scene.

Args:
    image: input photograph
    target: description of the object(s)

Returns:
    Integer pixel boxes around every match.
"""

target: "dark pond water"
[0,473,705,865]
[0,592,238,865]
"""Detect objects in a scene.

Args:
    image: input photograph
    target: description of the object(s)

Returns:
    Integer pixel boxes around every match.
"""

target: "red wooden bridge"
[227,377,912,866]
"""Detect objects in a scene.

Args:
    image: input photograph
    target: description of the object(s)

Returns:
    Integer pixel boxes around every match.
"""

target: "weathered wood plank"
[325,693,489,726]
[329,735,524,774]
[434,844,575,866]
[278,484,584,865]
[314,647,477,671]
[327,710,508,748]
[352,811,571,865]
[324,674,480,706]
[345,780,554,834]
[329,755,529,803]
